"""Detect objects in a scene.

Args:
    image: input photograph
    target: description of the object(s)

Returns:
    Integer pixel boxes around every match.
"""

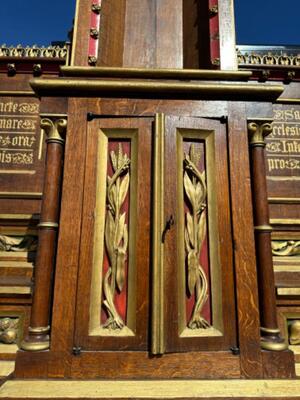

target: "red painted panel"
[183,140,212,327]
[209,0,220,67]
[101,140,131,327]
[88,0,102,62]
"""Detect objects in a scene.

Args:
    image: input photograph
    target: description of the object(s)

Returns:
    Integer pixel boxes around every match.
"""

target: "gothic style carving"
[0,235,37,252]
[237,50,300,67]
[0,317,19,344]
[184,145,210,330]
[0,44,69,59]
[272,241,300,256]
[103,144,130,330]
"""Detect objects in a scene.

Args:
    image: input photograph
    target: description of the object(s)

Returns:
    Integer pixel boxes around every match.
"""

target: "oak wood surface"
[164,116,236,352]
[227,102,263,378]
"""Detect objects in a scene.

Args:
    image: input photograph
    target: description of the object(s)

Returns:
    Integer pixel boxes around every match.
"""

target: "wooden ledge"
[1,379,300,399]
[30,78,284,101]
[61,66,252,81]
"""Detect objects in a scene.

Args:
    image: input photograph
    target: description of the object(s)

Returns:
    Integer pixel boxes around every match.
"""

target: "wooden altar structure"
[1,1,300,398]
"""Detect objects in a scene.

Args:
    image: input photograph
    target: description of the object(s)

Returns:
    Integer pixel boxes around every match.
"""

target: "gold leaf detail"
[184,144,210,330]
[102,143,130,330]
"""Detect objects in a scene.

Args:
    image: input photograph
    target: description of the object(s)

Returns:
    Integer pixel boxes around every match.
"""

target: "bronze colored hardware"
[7,63,16,75]
[90,28,99,39]
[88,56,97,65]
[91,3,101,13]
[33,64,41,76]
[161,215,174,243]
[72,346,82,356]
[209,5,218,16]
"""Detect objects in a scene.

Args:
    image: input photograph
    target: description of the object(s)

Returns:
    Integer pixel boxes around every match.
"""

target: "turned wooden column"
[21,116,67,351]
[248,120,287,351]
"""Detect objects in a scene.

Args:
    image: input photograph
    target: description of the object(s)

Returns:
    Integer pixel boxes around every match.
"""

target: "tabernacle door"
[74,117,153,351]
[162,116,237,353]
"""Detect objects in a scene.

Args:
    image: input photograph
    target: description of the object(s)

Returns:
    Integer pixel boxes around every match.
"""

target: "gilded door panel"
[74,117,153,351]
[164,116,236,352]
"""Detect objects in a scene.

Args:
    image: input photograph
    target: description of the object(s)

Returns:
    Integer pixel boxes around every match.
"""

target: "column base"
[20,325,50,352]
[260,326,288,351]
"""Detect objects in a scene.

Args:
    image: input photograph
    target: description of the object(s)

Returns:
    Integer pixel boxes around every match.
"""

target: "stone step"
[1,379,300,400]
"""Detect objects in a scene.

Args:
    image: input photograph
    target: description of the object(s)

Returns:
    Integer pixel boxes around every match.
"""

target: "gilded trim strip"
[276,98,300,104]
[0,192,42,199]
[61,66,251,80]
[37,222,58,229]
[0,91,35,97]
[268,197,300,204]
[270,219,300,226]
[151,113,165,355]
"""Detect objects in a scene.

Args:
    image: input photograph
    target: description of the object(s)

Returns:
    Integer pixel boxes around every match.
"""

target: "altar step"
[1,379,300,400]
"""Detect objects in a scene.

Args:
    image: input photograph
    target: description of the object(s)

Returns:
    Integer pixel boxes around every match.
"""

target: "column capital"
[40,115,67,144]
[247,119,273,147]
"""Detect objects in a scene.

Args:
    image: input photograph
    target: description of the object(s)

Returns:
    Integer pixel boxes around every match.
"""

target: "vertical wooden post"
[21,116,67,351]
[218,0,238,70]
[248,120,287,352]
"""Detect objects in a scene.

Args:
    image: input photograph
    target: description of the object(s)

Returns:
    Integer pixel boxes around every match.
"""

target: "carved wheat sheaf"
[184,144,210,330]
[103,144,130,330]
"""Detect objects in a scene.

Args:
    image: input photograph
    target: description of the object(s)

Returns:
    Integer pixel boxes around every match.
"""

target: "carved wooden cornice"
[29,77,284,101]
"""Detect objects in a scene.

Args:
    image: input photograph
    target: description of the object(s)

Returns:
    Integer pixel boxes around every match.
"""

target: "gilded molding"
[28,325,50,334]
[37,222,59,229]
[151,113,165,355]
[254,225,273,232]
[260,327,281,335]
[40,117,67,144]
[30,78,284,101]
[20,340,50,351]
[61,66,252,80]
[248,121,273,147]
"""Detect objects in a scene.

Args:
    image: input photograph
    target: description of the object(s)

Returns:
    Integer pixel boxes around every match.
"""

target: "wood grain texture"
[49,99,88,354]
[97,0,126,67]
[71,0,91,66]
[227,102,262,378]
[262,350,295,378]
[69,351,240,379]
[156,0,183,68]
[164,116,236,353]
[74,117,152,351]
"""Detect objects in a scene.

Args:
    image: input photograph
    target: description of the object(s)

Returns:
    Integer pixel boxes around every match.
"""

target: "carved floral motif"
[103,144,130,330]
[184,144,210,329]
